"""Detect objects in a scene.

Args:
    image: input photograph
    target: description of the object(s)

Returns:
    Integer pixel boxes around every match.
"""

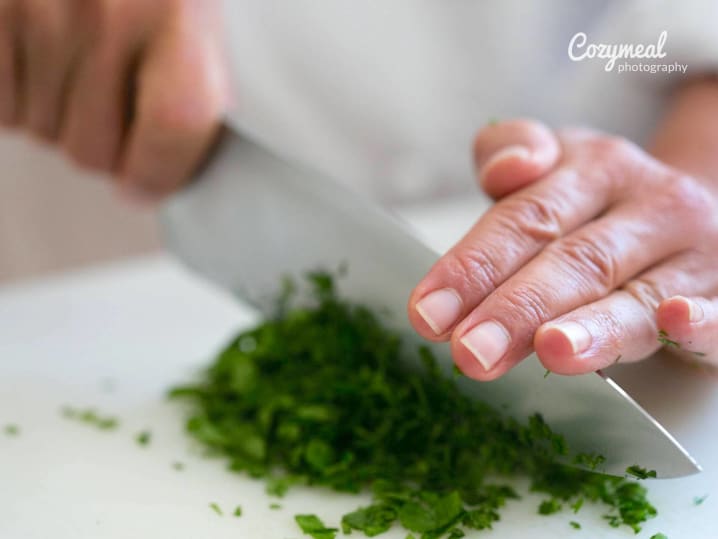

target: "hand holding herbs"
[170,272,658,538]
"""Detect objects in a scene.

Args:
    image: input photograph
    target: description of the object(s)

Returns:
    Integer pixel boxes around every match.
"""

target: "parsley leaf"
[136,430,151,447]
[295,514,338,539]
[625,465,657,480]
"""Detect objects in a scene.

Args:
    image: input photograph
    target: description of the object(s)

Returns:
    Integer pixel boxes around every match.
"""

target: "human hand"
[408,119,718,380]
[0,0,227,201]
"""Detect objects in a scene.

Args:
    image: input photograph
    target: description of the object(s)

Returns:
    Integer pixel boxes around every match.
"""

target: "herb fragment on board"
[543,369,551,378]
[4,424,20,436]
[650,534,668,539]
[538,499,562,515]
[625,465,657,480]
[209,502,222,516]
[170,271,658,538]
[573,452,606,472]
[693,494,708,506]
[295,514,338,539]
[269,503,282,510]
[61,406,119,430]
[172,461,185,471]
[136,430,152,447]
[569,520,581,529]
[234,506,242,517]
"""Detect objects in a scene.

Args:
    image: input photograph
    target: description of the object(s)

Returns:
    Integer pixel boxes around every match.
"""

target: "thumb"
[474,119,561,199]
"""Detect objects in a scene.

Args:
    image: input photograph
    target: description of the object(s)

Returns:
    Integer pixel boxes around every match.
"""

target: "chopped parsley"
[209,502,222,516]
[573,452,606,472]
[171,272,658,538]
[569,520,581,529]
[538,499,562,515]
[234,505,243,517]
[4,424,20,436]
[61,406,119,430]
[658,330,707,357]
[269,503,282,510]
[650,534,668,539]
[625,465,657,480]
[657,330,680,348]
[172,461,185,471]
[693,494,708,506]
[295,514,338,539]
[136,430,152,447]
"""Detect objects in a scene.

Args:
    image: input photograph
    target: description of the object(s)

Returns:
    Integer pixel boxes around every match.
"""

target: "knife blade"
[161,125,700,478]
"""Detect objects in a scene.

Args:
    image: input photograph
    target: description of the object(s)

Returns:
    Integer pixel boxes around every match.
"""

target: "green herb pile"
[170,272,657,537]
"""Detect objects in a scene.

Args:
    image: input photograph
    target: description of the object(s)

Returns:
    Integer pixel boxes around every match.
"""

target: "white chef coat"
[220,0,718,204]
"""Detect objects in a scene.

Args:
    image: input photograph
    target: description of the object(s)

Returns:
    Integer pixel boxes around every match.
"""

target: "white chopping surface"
[1,199,716,538]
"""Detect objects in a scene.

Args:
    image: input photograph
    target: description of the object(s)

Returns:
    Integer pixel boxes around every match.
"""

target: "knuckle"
[587,134,634,160]
[496,193,563,244]
[548,234,617,294]
[621,277,667,311]
[497,282,552,328]
[443,247,503,297]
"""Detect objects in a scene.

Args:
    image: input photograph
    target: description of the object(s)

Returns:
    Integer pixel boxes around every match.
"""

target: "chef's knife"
[161,125,700,478]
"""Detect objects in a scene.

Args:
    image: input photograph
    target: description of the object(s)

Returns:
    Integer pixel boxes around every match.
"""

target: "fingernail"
[460,320,511,371]
[547,321,592,355]
[416,288,463,335]
[675,296,704,323]
[482,145,531,172]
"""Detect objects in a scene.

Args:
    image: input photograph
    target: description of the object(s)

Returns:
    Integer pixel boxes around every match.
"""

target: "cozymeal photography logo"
[568,30,687,74]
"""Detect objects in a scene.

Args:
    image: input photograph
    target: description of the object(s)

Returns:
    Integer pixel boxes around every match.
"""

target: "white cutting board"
[1,200,716,538]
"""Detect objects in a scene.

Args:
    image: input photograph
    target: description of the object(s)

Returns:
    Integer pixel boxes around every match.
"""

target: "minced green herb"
[234,505,242,517]
[209,502,222,516]
[295,514,338,539]
[658,330,706,358]
[538,499,562,515]
[570,520,581,529]
[170,272,658,537]
[571,498,584,514]
[693,494,708,506]
[573,452,606,472]
[61,406,119,430]
[136,430,151,447]
[625,465,657,480]
[650,534,668,539]
[657,330,680,349]
[543,369,551,378]
[269,503,282,510]
[172,461,185,471]
[4,424,20,436]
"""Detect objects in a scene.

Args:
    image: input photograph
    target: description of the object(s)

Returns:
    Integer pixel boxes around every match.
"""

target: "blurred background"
[0,132,159,284]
